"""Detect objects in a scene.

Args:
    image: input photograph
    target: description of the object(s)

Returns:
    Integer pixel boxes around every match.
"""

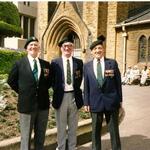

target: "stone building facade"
[13,2,150,74]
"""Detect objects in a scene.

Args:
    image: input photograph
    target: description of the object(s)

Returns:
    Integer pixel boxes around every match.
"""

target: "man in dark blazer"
[51,34,83,150]
[7,37,52,150]
[84,35,122,150]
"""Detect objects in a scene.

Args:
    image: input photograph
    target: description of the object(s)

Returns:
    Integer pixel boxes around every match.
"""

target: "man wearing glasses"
[51,34,83,150]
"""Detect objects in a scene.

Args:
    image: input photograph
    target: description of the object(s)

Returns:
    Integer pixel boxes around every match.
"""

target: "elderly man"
[51,34,83,150]
[84,35,122,150]
[7,36,52,150]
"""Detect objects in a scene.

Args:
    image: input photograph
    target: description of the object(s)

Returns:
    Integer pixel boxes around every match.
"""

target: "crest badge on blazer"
[43,68,49,77]
[75,70,81,79]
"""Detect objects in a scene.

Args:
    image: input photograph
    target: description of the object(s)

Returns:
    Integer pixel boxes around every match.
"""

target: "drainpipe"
[122,25,128,75]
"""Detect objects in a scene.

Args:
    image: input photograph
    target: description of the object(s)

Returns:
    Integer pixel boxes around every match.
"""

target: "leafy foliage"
[0,49,26,74]
[0,2,20,26]
[0,2,22,36]
[0,21,22,36]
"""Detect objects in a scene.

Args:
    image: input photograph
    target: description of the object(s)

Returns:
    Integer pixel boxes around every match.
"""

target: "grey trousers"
[56,92,78,150]
[20,109,49,150]
[91,110,121,150]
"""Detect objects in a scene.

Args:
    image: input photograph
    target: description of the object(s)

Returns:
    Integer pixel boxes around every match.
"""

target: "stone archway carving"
[43,14,91,61]
[44,16,87,60]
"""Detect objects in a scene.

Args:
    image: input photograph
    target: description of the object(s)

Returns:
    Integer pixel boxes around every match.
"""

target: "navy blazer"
[51,57,83,109]
[84,58,122,112]
[7,56,52,113]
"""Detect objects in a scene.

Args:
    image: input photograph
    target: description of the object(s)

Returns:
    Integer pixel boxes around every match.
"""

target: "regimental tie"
[33,59,38,82]
[67,59,71,85]
[97,59,103,87]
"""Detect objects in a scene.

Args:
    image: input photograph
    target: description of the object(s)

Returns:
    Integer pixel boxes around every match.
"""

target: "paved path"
[78,85,150,150]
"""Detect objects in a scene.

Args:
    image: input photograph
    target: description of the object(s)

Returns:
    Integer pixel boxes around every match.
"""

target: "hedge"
[0,2,20,26]
[0,21,22,36]
[0,49,26,74]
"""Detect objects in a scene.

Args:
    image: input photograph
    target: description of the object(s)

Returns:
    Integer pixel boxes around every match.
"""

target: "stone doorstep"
[0,108,125,150]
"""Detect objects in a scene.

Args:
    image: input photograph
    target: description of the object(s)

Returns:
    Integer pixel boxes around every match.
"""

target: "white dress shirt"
[93,57,105,79]
[27,54,41,80]
[62,56,74,91]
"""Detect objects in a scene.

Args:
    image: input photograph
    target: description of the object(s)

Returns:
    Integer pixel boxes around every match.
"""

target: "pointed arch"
[44,16,86,59]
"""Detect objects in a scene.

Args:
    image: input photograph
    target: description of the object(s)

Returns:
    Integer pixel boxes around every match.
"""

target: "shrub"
[0,2,20,26]
[0,49,26,74]
[0,21,22,36]
[0,2,22,36]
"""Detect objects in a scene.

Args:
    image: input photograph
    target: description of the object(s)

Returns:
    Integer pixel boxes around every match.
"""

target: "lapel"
[104,58,111,70]
[59,58,65,83]
[39,59,43,82]
[89,60,98,83]
[24,57,36,82]
[103,58,113,85]
[72,57,77,78]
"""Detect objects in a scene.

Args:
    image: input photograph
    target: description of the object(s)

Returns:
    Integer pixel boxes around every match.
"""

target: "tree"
[0,2,22,46]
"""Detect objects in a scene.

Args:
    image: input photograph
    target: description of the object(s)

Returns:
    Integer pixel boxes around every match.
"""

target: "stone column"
[106,2,117,58]
[82,2,99,41]
[82,2,99,61]
[36,2,48,52]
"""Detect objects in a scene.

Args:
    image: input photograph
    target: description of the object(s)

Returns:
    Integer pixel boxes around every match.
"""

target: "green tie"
[97,59,103,87]
[67,59,71,85]
[33,59,38,82]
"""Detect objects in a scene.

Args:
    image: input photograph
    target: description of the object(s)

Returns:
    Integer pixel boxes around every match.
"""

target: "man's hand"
[84,105,90,112]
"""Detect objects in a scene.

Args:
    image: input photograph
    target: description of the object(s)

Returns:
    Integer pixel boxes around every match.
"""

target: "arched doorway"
[43,16,90,61]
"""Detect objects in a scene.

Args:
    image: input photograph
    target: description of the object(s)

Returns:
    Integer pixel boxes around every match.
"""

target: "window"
[21,15,35,39]
[23,2,30,6]
[30,18,35,36]
[138,35,147,62]
[23,16,28,39]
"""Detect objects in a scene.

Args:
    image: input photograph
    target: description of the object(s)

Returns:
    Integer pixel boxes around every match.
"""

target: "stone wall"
[36,2,48,48]
[105,2,117,58]
[37,1,150,71]
[82,2,99,41]
[98,2,107,37]
[43,2,90,61]
[116,24,150,72]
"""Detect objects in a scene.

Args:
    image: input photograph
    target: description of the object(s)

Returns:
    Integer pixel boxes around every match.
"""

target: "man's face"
[26,41,40,58]
[91,44,104,59]
[61,42,74,58]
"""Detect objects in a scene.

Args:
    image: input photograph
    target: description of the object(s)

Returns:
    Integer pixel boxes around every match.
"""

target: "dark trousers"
[20,109,49,150]
[91,109,121,150]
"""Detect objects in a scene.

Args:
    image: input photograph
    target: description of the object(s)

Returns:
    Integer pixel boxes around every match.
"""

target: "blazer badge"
[75,70,81,79]
[43,68,49,77]
[105,69,114,77]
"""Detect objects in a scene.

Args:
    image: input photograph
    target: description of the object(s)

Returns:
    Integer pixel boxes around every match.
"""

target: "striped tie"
[33,59,38,82]
[67,59,71,85]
